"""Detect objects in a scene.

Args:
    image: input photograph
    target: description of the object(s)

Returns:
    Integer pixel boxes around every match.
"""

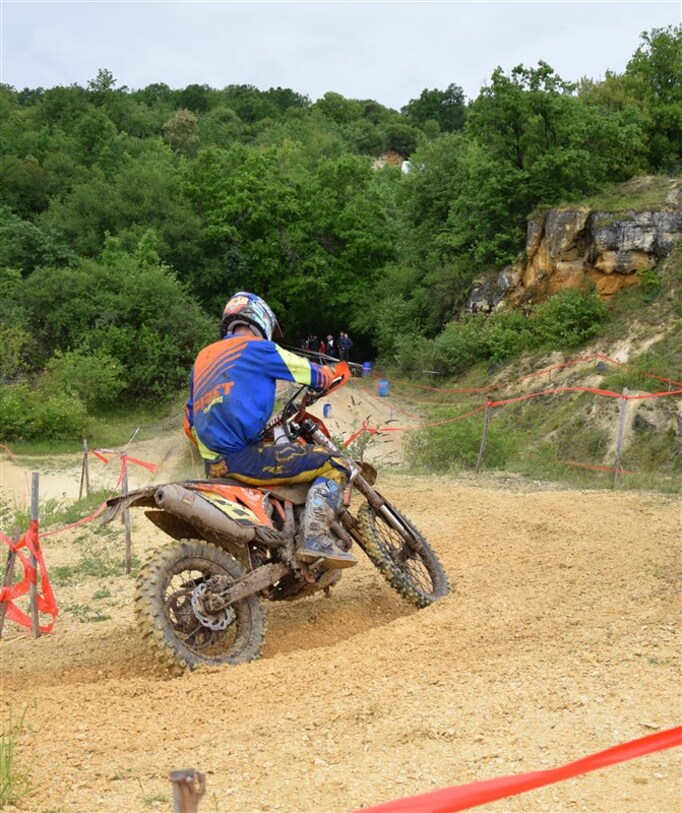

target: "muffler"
[154,483,256,545]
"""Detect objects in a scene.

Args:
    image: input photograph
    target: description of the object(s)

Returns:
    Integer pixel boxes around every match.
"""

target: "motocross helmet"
[220,292,283,341]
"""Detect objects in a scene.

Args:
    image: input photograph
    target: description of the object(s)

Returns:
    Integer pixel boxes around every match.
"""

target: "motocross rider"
[184,292,357,569]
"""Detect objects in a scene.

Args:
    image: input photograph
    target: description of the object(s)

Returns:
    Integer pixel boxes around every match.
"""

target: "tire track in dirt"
[1,379,680,812]
[1,472,680,813]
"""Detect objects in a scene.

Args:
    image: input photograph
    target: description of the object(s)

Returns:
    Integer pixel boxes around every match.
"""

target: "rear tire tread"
[134,539,266,673]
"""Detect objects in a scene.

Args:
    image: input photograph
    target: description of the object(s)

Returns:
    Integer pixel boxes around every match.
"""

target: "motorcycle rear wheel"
[356,502,449,608]
[135,539,266,672]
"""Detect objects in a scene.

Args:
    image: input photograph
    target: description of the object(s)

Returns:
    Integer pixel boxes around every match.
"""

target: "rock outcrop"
[468,180,682,313]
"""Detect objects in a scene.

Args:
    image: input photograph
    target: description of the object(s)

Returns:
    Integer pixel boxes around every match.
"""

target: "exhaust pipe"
[154,483,256,545]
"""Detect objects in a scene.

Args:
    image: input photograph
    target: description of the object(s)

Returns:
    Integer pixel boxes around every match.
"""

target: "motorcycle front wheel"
[135,539,265,672]
[356,502,449,608]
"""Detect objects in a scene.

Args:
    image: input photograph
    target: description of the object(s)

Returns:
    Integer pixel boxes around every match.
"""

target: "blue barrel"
[362,361,372,377]
[322,403,332,418]
[378,379,389,397]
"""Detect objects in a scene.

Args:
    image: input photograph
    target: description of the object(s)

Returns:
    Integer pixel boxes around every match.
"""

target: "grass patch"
[0,706,31,807]
[405,405,518,472]
[50,536,137,586]
[141,795,169,808]
[62,602,111,623]
[5,490,113,533]
[577,175,680,212]
[401,386,681,493]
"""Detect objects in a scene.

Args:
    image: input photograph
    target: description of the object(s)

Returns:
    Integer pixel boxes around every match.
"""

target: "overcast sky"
[1,1,679,109]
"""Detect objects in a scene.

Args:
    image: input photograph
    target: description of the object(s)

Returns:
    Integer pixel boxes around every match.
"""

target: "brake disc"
[191,582,236,631]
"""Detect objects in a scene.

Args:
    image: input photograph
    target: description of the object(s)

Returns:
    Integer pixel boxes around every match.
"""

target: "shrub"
[44,348,126,410]
[0,324,36,380]
[0,383,88,441]
[482,310,536,361]
[427,316,488,375]
[531,288,608,349]
[393,333,431,376]
[637,267,663,302]
[406,408,517,471]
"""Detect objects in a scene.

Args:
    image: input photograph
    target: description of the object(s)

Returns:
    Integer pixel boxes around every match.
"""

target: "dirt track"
[1,381,681,813]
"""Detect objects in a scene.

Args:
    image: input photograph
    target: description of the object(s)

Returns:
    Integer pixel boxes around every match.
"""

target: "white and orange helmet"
[220,292,283,341]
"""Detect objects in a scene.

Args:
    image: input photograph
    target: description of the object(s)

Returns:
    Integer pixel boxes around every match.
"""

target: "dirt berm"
[1,465,680,812]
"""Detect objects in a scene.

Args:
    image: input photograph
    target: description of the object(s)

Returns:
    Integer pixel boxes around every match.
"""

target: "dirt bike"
[104,362,449,671]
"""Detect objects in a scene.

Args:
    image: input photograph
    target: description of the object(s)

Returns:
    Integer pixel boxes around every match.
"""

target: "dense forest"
[1,25,680,440]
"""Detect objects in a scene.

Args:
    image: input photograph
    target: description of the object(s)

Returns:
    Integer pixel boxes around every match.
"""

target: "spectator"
[326,334,336,357]
[338,332,353,361]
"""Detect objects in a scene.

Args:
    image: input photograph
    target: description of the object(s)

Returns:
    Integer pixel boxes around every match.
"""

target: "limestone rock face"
[467,199,682,313]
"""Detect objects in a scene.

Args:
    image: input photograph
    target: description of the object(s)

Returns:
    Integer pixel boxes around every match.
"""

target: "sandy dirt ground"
[1,381,680,813]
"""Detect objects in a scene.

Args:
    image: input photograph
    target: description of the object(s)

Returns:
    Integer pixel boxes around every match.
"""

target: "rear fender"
[189,483,272,527]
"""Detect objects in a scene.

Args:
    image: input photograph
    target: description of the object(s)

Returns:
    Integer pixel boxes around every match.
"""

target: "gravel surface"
[2,468,680,813]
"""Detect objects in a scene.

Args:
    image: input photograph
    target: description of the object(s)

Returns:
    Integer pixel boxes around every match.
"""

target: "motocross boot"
[297,478,357,569]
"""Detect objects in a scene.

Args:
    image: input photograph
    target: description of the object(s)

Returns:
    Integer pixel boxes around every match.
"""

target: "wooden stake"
[0,527,20,639]
[475,402,493,474]
[122,458,132,574]
[170,769,206,813]
[79,439,90,500]
[612,388,629,488]
[30,472,41,638]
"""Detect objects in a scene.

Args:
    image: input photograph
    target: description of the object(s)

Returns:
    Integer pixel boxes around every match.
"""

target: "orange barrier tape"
[343,406,487,447]
[563,461,635,475]
[357,726,682,813]
[488,386,682,408]
[0,442,18,462]
[0,520,58,634]
[377,352,682,395]
[91,450,159,490]
[40,454,158,540]
[39,499,110,539]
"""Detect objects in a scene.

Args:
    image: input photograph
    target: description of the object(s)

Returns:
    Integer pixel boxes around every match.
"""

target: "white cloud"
[1,1,679,108]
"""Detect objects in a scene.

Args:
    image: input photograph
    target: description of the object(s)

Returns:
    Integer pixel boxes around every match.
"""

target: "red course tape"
[0,520,58,633]
[356,726,682,813]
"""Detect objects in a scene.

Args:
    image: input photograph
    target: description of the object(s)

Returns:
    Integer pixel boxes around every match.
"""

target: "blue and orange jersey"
[184,336,334,459]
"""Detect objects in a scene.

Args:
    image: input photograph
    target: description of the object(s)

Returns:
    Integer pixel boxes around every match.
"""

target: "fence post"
[121,457,132,575]
[79,438,91,500]
[0,527,21,639]
[612,388,629,488]
[170,769,206,813]
[30,472,41,638]
[475,401,493,474]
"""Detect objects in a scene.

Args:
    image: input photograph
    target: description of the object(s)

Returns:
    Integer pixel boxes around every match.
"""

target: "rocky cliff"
[468,178,682,313]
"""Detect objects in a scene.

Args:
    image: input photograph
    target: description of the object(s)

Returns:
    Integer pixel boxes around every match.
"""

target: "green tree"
[401,84,467,133]
[162,108,200,156]
[625,24,682,170]
[20,251,213,398]
[0,207,75,275]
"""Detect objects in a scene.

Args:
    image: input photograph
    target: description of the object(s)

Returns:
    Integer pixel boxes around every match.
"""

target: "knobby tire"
[134,539,266,673]
[356,502,449,608]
